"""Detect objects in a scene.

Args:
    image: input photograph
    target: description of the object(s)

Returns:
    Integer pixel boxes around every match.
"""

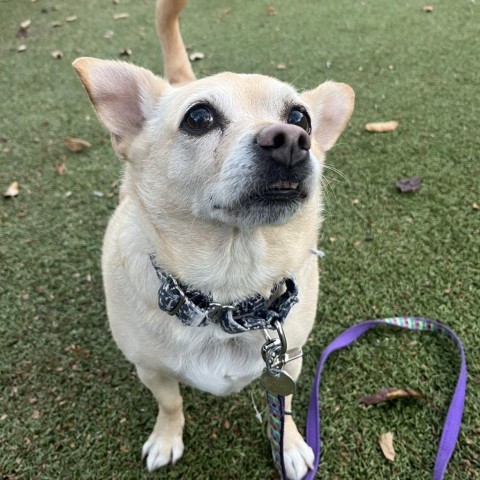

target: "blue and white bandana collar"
[150,255,299,335]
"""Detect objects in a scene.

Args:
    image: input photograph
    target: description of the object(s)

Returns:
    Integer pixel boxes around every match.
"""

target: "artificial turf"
[0,0,479,479]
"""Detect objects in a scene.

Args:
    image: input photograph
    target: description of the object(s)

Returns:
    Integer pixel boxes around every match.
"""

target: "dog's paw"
[141,430,184,471]
[283,429,315,480]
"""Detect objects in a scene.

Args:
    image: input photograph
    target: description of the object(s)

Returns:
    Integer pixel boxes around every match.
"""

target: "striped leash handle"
[268,317,467,480]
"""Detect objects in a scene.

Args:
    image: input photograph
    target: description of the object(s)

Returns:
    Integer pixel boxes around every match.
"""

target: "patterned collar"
[150,255,299,334]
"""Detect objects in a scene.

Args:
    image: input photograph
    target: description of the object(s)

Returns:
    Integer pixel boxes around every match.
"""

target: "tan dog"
[73,1,354,478]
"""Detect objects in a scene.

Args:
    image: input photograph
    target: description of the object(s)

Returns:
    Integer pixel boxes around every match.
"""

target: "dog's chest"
[165,332,265,396]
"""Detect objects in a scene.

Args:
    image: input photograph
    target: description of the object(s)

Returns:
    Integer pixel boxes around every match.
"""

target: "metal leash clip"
[260,320,303,396]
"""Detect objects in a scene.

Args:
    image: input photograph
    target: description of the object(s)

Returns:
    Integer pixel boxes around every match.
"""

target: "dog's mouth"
[213,180,308,213]
[261,180,306,201]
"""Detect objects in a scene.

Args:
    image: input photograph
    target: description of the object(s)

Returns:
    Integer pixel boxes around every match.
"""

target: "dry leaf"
[0,414,7,421]
[221,7,232,15]
[396,177,422,192]
[224,419,231,430]
[422,5,433,12]
[51,50,64,59]
[119,48,132,56]
[351,198,360,206]
[266,6,276,15]
[189,51,205,61]
[4,181,20,198]
[51,21,62,27]
[104,29,114,38]
[379,432,395,461]
[472,202,479,210]
[66,15,78,22]
[31,409,41,419]
[365,121,398,133]
[64,137,91,153]
[17,45,27,52]
[353,240,361,249]
[360,387,426,406]
[113,13,129,20]
[20,19,31,29]
[276,63,287,70]
[55,162,66,175]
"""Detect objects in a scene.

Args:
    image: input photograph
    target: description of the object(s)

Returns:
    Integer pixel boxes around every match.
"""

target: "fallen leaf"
[0,414,7,421]
[31,410,41,419]
[120,444,129,453]
[379,432,395,461]
[17,45,27,52]
[422,5,433,12]
[353,240,361,249]
[351,198,360,206]
[55,162,66,175]
[276,63,287,70]
[104,30,114,38]
[64,137,91,153]
[119,48,132,56]
[20,19,31,29]
[51,21,62,27]
[113,13,129,20]
[266,6,276,15]
[224,419,231,430]
[329,237,337,243]
[16,27,29,39]
[51,50,64,59]
[360,387,426,406]
[189,51,205,61]
[365,121,398,133]
[66,15,78,22]
[221,7,232,16]
[92,191,104,197]
[473,202,479,210]
[396,177,422,192]
[4,181,20,198]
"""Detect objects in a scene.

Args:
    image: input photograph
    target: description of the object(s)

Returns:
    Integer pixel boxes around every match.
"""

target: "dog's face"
[73,59,354,229]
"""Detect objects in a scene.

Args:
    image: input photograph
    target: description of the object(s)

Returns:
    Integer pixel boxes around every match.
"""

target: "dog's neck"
[132,195,320,304]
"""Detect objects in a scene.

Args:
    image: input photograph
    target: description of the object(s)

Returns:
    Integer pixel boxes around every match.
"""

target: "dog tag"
[260,368,296,396]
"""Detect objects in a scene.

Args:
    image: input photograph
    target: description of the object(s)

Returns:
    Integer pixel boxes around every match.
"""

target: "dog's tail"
[156,0,196,84]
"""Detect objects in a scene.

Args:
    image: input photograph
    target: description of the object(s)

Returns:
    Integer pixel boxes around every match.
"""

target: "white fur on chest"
[165,327,266,396]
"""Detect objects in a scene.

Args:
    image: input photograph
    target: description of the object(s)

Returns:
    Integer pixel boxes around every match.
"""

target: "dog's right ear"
[72,57,169,158]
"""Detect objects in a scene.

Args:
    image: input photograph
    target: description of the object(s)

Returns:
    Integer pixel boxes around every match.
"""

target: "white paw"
[283,434,315,480]
[142,430,184,471]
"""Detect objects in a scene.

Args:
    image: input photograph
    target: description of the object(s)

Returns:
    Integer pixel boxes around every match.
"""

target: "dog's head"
[73,59,354,228]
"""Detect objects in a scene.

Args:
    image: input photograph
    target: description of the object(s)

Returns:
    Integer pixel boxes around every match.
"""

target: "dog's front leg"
[282,359,315,480]
[136,367,185,471]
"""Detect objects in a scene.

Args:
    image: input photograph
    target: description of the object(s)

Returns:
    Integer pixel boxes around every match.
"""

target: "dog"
[72,0,354,478]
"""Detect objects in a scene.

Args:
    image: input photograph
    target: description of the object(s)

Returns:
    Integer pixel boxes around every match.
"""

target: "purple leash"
[268,317,467,480]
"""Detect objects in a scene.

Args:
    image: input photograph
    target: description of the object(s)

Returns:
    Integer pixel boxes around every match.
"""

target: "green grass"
[1,0,479,478]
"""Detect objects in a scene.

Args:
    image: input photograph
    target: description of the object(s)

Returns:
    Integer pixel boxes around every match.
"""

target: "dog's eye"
[182,104,215,133]
[287,108,311,134]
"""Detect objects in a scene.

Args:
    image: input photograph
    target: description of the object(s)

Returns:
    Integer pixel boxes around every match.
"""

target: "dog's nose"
[256,124,311,167]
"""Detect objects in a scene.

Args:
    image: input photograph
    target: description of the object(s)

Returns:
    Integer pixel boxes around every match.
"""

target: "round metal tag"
[260,368,296,396]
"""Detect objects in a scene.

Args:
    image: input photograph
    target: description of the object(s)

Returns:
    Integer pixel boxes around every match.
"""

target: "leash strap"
[267,392,287,480]
[269,317,467,480]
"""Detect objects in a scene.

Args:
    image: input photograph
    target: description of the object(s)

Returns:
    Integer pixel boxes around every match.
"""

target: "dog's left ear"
[72,57,169,158]
[301,82,355,152]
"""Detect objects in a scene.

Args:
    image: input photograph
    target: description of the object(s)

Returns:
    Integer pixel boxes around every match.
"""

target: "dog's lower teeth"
[270,182,299,190]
